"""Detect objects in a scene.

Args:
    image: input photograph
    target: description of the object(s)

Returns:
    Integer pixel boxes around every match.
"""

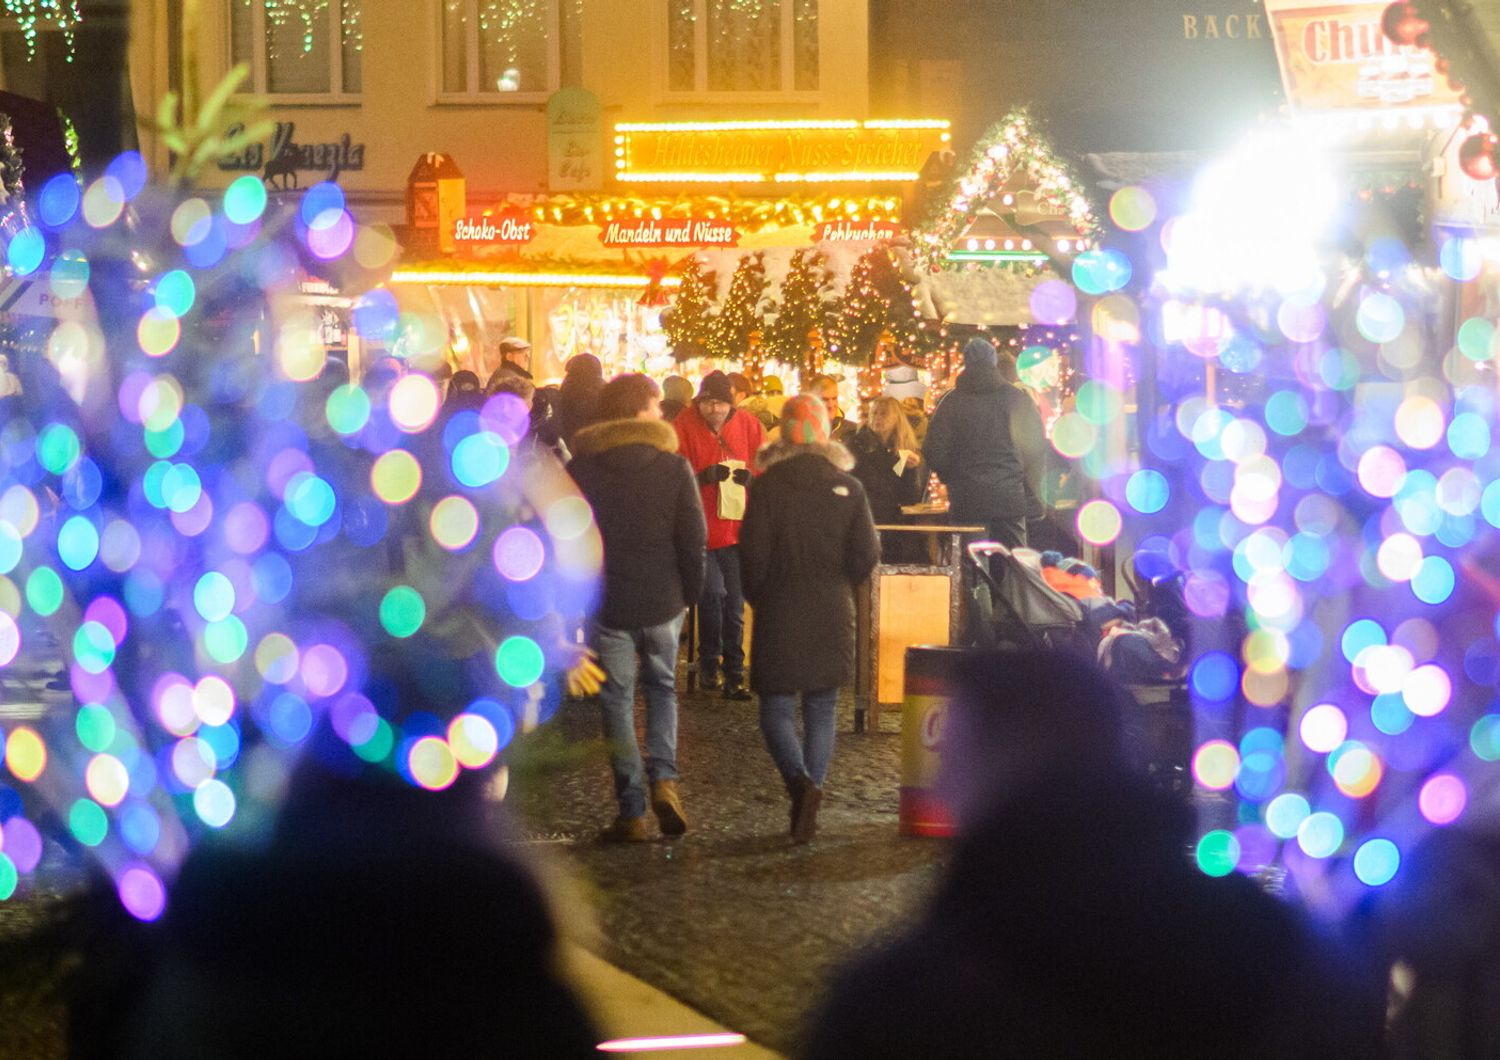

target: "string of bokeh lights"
[0,156,600,919]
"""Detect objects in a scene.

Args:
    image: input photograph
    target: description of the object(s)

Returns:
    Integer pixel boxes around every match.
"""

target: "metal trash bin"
[900,646,969,837]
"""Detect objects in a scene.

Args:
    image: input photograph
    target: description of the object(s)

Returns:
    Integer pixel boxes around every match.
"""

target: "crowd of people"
[458,332,1059,844]
[86,335,1461,1058]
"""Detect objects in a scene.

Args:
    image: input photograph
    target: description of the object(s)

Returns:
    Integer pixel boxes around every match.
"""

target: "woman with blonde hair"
[849,395,926,563]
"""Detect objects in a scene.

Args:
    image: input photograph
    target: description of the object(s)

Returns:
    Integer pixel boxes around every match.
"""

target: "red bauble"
[1458,133,1499,182]
[1381,1,1429,45]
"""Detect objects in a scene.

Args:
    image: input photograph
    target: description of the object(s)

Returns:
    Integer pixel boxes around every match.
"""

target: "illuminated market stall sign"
[1264,0,1464,116]
[599,218,740,248]
[614,119,950,184]
[453,211,537,249]
[814,220,905,243]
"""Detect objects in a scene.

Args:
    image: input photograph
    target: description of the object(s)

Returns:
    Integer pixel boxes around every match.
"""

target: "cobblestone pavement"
[511,682,949,1057]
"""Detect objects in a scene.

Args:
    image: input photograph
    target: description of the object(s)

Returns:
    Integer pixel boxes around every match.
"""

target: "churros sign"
[1263,0,1464,112]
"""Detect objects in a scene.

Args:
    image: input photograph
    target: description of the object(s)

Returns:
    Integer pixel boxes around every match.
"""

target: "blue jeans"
[698,545,745,681]
[593,613,686,819]
[759,688,839,789]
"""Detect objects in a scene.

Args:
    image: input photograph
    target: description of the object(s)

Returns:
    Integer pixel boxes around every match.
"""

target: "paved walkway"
[566,944,781,1059]
[514,684,949,1057]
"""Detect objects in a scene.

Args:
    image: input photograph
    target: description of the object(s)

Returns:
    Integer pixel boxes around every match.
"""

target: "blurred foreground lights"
[408,736,459,791]
[1353,838,1400,887]
[597,1033,749,1053]
[1418,773,1467,826]
[1162,122,1337,294]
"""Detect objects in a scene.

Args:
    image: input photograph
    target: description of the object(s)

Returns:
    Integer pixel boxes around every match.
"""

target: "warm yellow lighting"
[616,120,863,132]
[774,171,924,183]
[390,270,683,290]
[617,172,769,183]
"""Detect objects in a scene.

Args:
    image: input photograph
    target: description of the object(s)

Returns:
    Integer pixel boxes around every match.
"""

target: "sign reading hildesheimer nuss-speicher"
[613,120,950,184]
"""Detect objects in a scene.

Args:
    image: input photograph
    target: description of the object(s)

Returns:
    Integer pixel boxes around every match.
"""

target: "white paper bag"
[718,459,747,521]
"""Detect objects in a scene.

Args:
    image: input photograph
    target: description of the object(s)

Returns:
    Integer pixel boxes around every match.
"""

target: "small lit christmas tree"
[826,248,927,365]
[766,248,833,380]
[744,328,767,391]
[707,253,767,362]
[662,257,717,362]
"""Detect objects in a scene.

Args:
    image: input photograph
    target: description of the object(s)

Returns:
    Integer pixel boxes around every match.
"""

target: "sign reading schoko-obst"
[815,221,905,243]
[615,120,949,184]
[599,218,740,248]
[1264,0,1464,111]
[453,212,536,247]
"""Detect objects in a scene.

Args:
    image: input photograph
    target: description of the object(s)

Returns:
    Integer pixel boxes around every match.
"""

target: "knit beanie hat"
[662,375,694,405]
[697,370,735,404]
[963,337,999,369]
[779,394,831,446]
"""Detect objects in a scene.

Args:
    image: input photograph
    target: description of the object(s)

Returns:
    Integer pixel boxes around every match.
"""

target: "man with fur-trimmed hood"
[569,374,707,842]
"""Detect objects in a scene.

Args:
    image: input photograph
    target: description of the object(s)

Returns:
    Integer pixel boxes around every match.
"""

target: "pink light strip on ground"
[597,1032,749,1052]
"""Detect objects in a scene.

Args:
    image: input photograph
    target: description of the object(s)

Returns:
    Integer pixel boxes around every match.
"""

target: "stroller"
[964,541,1083,651]
[964,541,1193,802]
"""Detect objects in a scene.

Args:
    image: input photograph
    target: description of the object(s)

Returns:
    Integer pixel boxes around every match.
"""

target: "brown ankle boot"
[790,775,822,844]
[650,779,688,837]
[599,815,648,843]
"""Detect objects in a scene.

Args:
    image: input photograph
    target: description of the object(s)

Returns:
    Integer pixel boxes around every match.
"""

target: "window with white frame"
[230,0,363,98]
[438,0,581,101]
[667,0,818,94]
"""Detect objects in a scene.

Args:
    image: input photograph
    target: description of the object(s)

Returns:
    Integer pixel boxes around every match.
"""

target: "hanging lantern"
[1380,1,1429,46]
[1458,132,1499,182]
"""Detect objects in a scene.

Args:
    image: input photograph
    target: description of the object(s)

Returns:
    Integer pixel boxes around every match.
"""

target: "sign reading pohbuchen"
[453,211,536,248]
[814,220,905,243]
[599,218,740,248]
[614,120,950,184]
[1263,0,1464,113]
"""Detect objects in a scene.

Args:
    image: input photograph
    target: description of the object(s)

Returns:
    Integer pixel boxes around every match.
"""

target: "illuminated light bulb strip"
[946,249,1050,264]
[616,120,860,133]
[614,119,949,133]
[389,269,682,289]
[615,171,771,183]
[775,171,925,183]
[596,1033,749,1053]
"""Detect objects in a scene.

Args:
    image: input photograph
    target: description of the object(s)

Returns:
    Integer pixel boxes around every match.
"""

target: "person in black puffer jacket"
[924,338,1044,549]
[741,395,880,843]
[568,374,707,841]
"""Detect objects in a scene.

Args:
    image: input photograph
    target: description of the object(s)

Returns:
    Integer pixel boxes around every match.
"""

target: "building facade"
[112,0,874,219]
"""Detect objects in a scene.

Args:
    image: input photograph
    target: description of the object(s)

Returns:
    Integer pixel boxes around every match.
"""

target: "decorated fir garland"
[824,248,928,366]
[661,257,717,362]
[706,253,767,361]
[517,191,901,232]
[913,106,1101,273]
[765,248,833,380]
[0,113,24,203]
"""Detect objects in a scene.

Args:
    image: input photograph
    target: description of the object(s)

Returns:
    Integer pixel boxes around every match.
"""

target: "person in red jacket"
[674,370,767,700]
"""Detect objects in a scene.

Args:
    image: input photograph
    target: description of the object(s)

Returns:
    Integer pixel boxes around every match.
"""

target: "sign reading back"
[615,120,949,184]
[1264,0,1464,111]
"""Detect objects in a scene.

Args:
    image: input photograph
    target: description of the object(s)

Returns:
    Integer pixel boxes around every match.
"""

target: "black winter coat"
[740,442,880,694]
[568,418,707,630]
[848,426,926,524]
[924,367,1043,523]
[804,773,1367,1060]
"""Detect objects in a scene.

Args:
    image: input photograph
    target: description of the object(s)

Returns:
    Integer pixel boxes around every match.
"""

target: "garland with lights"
[59,109,81,181]
[0,113,24,202]
[825,248,928,366]
[707,253,767,361]
[2,0,81,61]
[507,191,903,232]
[661,256,716,362]
[914,107,1101,273]
[765,248,833,383]
[1383,2,1500,179]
